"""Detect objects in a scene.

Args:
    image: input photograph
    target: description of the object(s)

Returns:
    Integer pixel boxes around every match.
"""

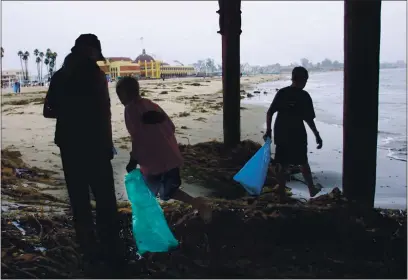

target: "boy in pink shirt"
[116,77,211,223]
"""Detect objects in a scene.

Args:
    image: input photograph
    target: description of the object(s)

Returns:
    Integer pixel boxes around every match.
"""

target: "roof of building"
[135,49,155,63]
[172,60,184,66]
[106,57,133,62]
[1,69,23,74]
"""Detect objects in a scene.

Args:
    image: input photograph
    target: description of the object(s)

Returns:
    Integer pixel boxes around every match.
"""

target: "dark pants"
[274,144,308,166]
[142,168,181,201]
[60,147,123,264]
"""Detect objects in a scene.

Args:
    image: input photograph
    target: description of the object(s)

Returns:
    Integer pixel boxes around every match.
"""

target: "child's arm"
[126,151,138,173]
[43,69,63,119]
[303,93,323,149]
[265,91,282,138]
[125,109,141,166]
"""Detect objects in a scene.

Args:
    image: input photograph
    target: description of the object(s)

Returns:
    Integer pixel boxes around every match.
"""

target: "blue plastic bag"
[124,169,179,255]
[233,138,272,195]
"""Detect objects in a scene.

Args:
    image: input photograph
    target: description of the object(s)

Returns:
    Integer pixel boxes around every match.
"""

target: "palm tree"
[18,51,24,80]
[49,54,56,77]
[44,58,50,77]
[22,51,30,81]
[53,52,58,70]
[46,49,51,59]
[36,57,41,81]
[39,52,44,82]
[34,49,40,80]
[45,49,52,75]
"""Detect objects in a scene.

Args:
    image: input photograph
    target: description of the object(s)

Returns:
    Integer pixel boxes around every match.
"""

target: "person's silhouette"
[264,67,323,198]
[43,34,124,274]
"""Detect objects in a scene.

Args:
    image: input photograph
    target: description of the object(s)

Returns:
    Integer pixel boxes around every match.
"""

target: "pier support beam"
[343,0,382,208]
[217,0,242,147]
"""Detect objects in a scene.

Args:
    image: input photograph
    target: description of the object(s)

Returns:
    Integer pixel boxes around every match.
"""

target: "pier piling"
[218,0,242,147]
[343,0,382,208]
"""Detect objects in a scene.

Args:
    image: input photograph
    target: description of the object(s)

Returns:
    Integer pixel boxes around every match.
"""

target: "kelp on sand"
[179,140,286,198]
[1,143,407,278]
[2,197,406,279]
[1,149,67,211]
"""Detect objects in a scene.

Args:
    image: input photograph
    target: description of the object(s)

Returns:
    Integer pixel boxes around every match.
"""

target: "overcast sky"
[1,1,406,71]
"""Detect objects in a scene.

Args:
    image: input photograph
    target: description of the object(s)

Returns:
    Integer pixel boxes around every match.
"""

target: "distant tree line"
[193,57,406,75]
[193,58,221,74]
[0,47,58,82]
[17,49,58,81]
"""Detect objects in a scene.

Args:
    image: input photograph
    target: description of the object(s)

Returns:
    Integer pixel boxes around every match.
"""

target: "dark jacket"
[43,53,113,158]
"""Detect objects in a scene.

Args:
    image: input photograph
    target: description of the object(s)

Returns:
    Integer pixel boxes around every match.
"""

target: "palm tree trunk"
[24,61,29,81]
[37,63,40,81]
[19,58,24,81]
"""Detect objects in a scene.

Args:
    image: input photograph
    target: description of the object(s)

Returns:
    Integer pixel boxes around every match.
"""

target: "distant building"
[1,69,24,82]
[97,57,141,80]
[135,50,161,79]
[98,49,195,80]
[135,49,195,79]
[1,69,25,87]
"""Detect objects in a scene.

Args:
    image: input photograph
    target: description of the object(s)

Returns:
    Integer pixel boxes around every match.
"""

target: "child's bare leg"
[300,163,321,197]
[171,189,212,223]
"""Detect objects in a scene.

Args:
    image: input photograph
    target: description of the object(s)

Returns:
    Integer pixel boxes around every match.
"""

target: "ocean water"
[243,68,407,209]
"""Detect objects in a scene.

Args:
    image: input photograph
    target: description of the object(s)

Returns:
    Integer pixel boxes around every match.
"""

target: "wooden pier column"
[217,0,242,147]
[343,0,382,208]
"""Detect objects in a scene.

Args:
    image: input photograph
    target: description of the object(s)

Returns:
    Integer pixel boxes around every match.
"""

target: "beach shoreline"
[2,72,405,213]
[242,71,407,210]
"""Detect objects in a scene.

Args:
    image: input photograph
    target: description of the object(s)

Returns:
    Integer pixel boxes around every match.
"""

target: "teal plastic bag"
[233,138,272,196]
[124,169,179,255]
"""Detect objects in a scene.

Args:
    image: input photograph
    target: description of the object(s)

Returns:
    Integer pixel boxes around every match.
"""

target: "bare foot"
[309,183,323,198]
[192,197,212,224]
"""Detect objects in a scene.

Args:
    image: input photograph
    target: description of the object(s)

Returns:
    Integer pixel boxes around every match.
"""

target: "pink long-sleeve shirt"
[124,98,183,175]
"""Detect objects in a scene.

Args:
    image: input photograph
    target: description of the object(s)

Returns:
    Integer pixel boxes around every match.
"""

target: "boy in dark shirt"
[264,67,323,197]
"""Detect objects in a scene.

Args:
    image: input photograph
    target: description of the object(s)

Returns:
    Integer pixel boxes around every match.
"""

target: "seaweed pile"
[174,94,224,112]
[2,195,406,279]
[1,144,406,278]
[179,140,279,198]
[2,96,45,106]
[1,149,68,213]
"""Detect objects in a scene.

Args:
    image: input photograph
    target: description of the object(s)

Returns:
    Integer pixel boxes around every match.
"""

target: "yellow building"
[135,49,161,79]
[135,49,195,79]
[160,64,195,78]
[97,57,141,80]
[97,50,195,80]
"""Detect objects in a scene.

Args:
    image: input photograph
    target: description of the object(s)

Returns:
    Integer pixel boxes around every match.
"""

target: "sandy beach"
[1,75,281,204]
